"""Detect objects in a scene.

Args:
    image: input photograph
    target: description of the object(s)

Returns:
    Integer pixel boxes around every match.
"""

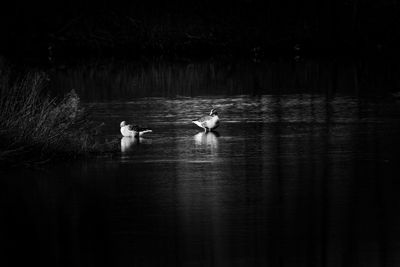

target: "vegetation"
[0,69,110,168]
[3,1,400,59]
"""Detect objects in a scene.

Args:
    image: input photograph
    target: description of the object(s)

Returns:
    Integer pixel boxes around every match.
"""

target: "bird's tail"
[139,129,152,136]
[192,120,202,127]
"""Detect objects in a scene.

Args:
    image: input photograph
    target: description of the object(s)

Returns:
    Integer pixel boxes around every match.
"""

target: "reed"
[0,70,108,168]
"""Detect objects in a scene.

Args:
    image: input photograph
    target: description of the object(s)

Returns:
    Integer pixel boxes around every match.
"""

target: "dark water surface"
[2,60,400,266]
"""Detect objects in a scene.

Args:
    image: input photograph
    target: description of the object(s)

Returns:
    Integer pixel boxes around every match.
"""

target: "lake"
[2,58,400,266]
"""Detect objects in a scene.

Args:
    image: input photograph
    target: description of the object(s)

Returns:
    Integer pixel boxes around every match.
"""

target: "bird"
[192,108,220,132]
[120,121,152,137]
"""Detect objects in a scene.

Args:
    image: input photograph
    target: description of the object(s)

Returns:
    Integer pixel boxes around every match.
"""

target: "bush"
[0,70,106,167]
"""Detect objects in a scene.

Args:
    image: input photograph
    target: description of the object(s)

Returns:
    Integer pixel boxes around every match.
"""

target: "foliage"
[0,70,110,167]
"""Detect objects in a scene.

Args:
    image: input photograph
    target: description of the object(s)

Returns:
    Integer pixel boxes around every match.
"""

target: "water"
[2,60,400,266]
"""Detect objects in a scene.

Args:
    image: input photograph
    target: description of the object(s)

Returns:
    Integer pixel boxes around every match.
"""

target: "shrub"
[0,70,106,167]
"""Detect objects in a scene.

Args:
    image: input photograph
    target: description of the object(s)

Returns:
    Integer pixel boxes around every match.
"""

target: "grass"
[0,69,111,168]
[52,59,357,101]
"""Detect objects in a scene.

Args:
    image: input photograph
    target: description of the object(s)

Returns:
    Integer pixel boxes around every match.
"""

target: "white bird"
[120,121,152,137]
[192,108,220,132]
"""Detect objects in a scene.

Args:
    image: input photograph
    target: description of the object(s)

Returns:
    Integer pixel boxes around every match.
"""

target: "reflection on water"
[194,131,219,149]
[120,136,138,152]
[2,93,400,266]
[120,136,152,153]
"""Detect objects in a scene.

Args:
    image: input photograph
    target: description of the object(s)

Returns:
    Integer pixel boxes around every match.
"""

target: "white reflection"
[194,131,219,151]
[176,130,224,263]
[120,136,152,152]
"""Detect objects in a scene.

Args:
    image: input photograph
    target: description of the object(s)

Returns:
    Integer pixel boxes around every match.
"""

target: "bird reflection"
[120,136,152,153]
[194,131,219,150]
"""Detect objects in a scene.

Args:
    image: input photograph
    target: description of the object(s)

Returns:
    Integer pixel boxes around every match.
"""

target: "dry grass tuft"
[0,70,110,168]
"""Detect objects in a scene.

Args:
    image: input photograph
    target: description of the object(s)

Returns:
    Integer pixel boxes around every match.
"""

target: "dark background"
[1,0,400,60]
[2,2,400,267]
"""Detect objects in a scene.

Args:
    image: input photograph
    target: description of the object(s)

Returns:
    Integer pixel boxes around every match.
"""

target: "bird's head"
[210,108,218,116]
[120,121,127,128]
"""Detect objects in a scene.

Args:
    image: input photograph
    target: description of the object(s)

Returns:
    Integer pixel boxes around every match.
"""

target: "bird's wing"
[127,124,139,131]
[195,115,212,123]
[128,124,151,132]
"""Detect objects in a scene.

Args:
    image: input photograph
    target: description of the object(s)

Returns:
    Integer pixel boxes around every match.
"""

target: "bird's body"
[192,109,220,132]
[120,121,152,137]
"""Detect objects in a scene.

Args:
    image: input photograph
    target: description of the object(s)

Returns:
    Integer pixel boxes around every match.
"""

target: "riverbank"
[0,69,112,168]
